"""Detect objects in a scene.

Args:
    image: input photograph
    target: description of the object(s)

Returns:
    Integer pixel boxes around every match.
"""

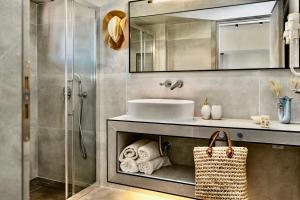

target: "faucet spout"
[170,80,184,90]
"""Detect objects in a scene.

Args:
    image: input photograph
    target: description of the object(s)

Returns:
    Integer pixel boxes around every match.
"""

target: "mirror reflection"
[130,0,288,72]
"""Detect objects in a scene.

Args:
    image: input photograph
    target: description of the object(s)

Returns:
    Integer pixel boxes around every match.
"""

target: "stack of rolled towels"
[119,139,172,175]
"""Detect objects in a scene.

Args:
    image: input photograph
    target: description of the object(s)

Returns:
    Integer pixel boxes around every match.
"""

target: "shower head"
[74,73,82,83]
[74,73,87,98]
[31,0,54,4]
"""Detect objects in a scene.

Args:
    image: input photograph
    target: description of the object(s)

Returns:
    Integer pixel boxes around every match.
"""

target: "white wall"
[219,22,270,69]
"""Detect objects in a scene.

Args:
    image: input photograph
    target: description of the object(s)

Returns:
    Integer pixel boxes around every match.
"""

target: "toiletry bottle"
[211,105,222,120]
[201,97,211,120]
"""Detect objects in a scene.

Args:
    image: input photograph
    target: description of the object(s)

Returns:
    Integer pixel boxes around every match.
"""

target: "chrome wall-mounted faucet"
[170,80,184,90]
[159,80,184,90]
[159,80,172,88]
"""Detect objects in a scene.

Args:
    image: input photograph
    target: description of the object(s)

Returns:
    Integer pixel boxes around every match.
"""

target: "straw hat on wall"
[103,10,127,50]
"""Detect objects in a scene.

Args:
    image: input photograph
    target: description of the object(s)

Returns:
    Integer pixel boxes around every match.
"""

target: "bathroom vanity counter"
[110,115,300,133]
[108,115,300,147]
[107,116,300,198]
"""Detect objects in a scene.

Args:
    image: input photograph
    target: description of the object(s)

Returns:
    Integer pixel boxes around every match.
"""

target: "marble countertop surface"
[109,115,300,133]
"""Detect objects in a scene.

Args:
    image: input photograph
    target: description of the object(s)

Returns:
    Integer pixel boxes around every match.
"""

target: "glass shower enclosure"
[20,0,98,199]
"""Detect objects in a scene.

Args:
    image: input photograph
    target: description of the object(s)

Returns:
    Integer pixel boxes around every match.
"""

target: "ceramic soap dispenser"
[201,97,211,120]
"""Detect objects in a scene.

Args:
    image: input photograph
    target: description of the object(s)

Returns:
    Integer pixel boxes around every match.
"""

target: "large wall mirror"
[129,0,290,72]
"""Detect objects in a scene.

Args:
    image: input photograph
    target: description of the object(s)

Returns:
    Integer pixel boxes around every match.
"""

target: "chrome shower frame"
[64,0,69,198]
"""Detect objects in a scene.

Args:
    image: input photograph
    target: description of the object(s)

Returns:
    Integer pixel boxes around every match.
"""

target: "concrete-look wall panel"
[0,0,23,199]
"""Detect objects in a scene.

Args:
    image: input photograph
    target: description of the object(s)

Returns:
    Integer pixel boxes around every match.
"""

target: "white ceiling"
[166,1,277,21]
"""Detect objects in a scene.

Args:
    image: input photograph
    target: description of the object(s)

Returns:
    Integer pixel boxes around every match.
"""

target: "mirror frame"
[128,0,292,73]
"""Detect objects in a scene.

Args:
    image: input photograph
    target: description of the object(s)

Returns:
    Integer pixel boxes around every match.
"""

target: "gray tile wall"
[0,0,23,199]
[98,0,128,186]
[127,70,300,121]
[98,0,300,199]
[35,0,66,183]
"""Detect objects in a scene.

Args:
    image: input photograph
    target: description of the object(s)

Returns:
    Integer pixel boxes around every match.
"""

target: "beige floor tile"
[71,186,192,200]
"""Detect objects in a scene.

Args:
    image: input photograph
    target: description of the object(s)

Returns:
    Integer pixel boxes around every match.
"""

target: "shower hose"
[78,84,87,160]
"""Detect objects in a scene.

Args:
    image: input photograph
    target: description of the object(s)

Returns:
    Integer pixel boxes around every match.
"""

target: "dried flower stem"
[269,80,281,98]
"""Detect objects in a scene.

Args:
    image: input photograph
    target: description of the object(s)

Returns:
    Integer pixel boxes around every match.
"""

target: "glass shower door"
[65,0,97,198]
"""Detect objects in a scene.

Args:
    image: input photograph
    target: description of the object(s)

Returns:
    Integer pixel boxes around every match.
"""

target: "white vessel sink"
[128,99,195,122]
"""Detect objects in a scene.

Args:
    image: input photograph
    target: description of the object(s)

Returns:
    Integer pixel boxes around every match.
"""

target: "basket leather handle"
[206,130,234,158]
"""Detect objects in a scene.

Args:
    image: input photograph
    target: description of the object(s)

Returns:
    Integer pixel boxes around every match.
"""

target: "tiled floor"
[69,186,192,200]
[30,178,65,200]
[30,178,191,200]
[30,186,65,200]
[30,177,88,200]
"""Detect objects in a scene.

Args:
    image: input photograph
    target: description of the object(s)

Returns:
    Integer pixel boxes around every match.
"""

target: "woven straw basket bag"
[194,130,249,200]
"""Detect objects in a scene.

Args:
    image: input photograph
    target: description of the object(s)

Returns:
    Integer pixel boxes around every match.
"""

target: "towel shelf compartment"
[117,132,201,185]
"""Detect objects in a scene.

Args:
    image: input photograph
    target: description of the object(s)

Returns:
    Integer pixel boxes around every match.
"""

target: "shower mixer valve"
[63,87,72,100]
[63,86,88,100]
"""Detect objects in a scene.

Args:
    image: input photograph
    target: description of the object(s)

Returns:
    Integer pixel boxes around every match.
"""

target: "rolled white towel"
[120,158,139,173]
[138,156,172,175]
[136,141,161,164]
[119,139,150,162]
